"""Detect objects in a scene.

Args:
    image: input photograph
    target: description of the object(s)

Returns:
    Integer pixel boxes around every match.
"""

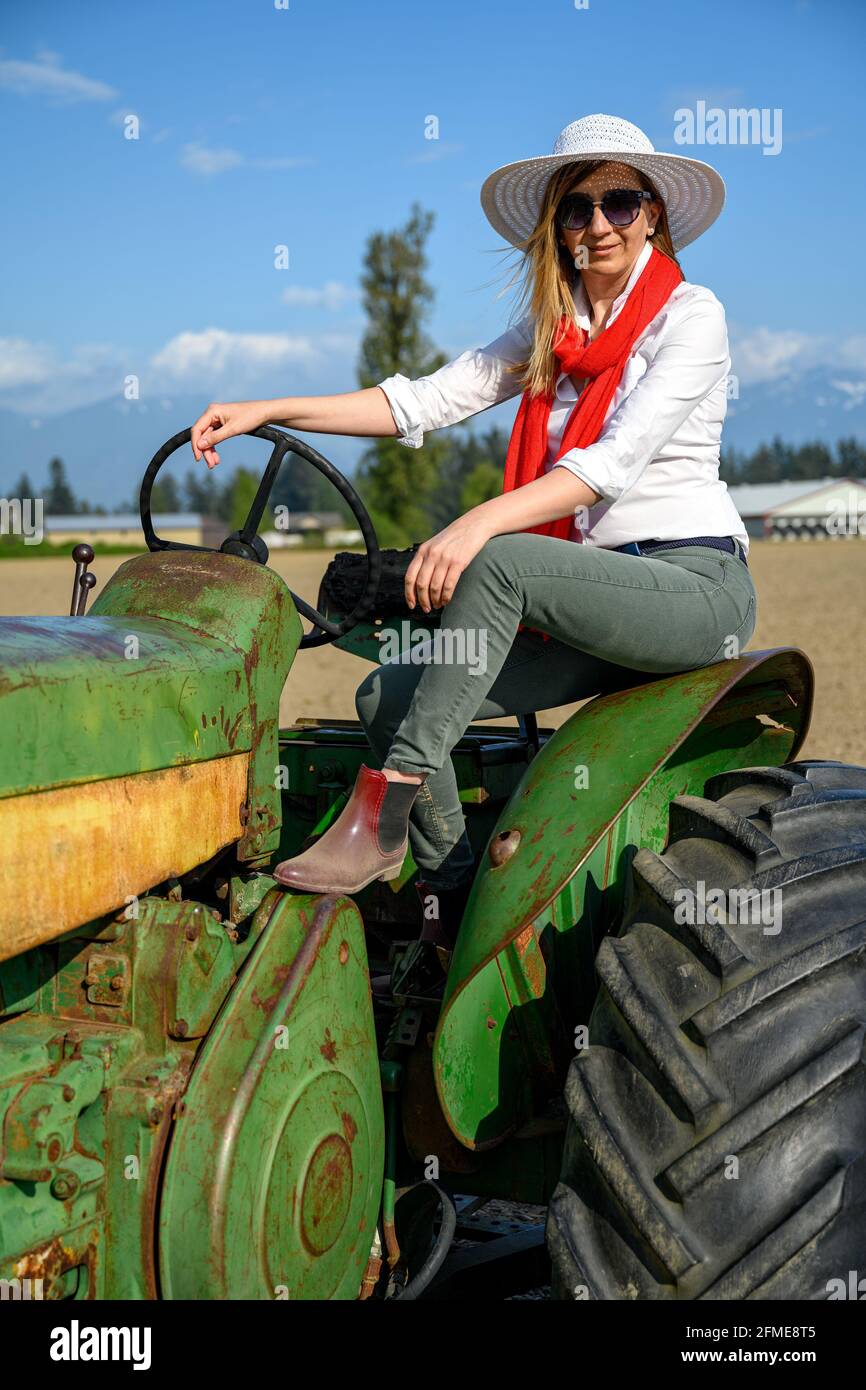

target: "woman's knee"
[472,533,515,571]
[354,668,381,731]
[458,533,519,593]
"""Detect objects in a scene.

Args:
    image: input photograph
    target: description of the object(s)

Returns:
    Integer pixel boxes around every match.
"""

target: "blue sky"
[2,0,865,500]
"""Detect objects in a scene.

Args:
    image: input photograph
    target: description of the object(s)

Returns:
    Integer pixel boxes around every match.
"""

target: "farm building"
[262,510,362,548]
[726,477,866,540]
[44,513,226,548]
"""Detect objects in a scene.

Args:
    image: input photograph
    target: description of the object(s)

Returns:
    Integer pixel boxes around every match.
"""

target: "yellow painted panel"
[0,754,250,962]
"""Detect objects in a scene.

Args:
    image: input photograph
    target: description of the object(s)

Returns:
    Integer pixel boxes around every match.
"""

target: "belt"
[611,535,748,566]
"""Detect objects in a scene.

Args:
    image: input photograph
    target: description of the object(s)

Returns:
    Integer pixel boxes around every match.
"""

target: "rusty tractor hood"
[0,550,302,857]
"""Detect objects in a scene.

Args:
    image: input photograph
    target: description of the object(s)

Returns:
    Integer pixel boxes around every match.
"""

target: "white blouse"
[376,240,749,552]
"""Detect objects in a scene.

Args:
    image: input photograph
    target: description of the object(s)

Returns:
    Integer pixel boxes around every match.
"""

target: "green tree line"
[719,437,866,485]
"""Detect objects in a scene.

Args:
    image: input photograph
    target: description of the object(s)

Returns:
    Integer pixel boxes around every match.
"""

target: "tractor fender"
[432,649,813,1151]
[159,889,384,1299]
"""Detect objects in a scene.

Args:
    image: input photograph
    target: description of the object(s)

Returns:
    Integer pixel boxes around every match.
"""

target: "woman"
[191,114,755,991]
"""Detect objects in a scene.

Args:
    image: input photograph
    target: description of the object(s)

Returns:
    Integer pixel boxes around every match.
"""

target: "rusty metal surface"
[13,1227,101,1300]
[158,890,385,1299]
[0,753,249,962]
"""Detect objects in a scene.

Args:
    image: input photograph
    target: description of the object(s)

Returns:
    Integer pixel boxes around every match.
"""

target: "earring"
[648,227,656,235]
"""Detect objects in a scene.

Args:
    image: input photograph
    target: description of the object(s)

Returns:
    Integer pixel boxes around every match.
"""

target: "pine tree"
[11,472,35,499]
[268,449,348,521]
[183,468,221,516]
[44,457,77,514]
[355,203,453,547]
[836,437,866,480]
[218,467,272,532]
[151,475,182,512]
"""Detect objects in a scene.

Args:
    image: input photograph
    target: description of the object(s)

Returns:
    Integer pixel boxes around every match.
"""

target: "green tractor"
[2,427,864,1302]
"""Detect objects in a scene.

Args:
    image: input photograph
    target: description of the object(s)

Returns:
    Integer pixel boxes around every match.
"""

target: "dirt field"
[2,540,863,763]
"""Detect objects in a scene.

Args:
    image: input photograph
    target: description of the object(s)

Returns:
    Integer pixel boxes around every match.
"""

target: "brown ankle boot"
[273,764,423,894]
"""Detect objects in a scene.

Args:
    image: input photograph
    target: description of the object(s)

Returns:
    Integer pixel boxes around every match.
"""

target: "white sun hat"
[480,113,726,252]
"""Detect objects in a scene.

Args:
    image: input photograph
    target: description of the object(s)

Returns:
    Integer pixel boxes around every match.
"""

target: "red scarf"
[501,244,684,638]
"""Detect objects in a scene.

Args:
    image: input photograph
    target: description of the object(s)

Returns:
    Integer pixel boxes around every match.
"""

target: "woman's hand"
[405,512,495,613]
[191,400,270,468]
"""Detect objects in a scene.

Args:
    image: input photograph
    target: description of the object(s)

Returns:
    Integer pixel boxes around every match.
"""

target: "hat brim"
[480,149,725,252]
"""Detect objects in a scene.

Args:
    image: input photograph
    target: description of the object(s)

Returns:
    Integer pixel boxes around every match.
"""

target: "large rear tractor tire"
[547,761,866,1300]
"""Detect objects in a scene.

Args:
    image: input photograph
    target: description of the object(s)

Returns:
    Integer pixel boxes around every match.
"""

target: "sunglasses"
[556,187,654,231]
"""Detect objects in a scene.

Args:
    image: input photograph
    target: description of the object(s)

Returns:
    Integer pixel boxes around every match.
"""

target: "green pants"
[354,535,757,889]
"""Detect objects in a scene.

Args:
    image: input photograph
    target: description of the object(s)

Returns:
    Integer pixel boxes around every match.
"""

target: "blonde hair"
[500,160,681,397]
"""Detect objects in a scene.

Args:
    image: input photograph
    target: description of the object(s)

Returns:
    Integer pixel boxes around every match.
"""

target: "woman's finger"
[191,408,219,461]
[199,417,236,469]
[429,550,463,607]
[428,559,452,608]
[192,409,227,467]
[437,561,463,606]
[404,547,427,608]
[413,555,436,612]
[197,420,232,450]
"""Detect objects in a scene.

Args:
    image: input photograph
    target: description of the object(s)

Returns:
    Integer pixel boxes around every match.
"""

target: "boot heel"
[378,862,403,882]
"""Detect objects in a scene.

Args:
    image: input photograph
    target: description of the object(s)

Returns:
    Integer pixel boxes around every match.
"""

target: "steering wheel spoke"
[138,425,381,648]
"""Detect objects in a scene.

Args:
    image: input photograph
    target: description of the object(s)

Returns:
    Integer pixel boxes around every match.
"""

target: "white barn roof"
[727,478,866,518]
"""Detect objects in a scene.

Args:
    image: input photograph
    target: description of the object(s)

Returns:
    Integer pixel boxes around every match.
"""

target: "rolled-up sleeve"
[552,292,730,501]
[377,317,532,449]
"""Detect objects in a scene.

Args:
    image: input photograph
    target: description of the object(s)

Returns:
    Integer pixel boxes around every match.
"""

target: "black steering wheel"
[139,425,381,648]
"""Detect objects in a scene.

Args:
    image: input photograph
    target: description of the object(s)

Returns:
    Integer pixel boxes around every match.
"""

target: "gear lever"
[69,542,97,616]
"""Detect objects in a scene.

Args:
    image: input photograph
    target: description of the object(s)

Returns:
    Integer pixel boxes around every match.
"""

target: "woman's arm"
[191,389,398,468]
[378,317,533,450]
[475,468,601,538]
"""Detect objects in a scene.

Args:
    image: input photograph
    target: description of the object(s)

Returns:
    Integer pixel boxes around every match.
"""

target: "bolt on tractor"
[1,427,865,1302]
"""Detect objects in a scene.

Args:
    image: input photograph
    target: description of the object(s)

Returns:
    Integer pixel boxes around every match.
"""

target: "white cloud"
[0,338,131,413]
[729,326,817,384]
[0,338,55,389]
[151,327,323,380]
[0,327,360,416]
[830,379,866,410]
[144,325,358,394]
[180,143,313,176]
[835,336,866,372]
[281,281,359,311]
[729,326,866,390]
[180,142,244,176]
[0,51,117,102]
